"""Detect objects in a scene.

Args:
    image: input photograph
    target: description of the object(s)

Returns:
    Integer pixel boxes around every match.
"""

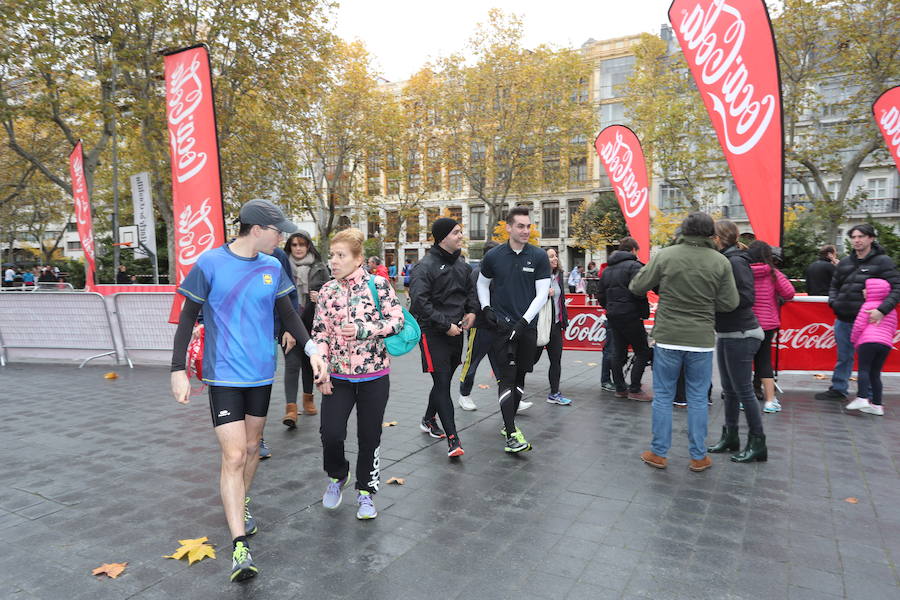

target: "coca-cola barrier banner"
[873,86,900,174]
[778,299,900,372]
[163,45,226,323]
[68,141,96,289]
[669,0,783,245]
[594,126,650,263]
[563,305,608,351]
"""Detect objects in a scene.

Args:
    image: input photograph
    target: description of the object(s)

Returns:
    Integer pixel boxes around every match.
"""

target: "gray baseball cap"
[238,199,297,233]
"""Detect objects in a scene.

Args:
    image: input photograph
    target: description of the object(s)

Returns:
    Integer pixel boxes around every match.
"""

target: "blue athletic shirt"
[178,244,294,387]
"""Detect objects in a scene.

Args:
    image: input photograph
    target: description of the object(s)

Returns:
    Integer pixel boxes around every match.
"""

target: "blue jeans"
[651,346,713,460]
[601,326,616,384]
[831,319,854,395]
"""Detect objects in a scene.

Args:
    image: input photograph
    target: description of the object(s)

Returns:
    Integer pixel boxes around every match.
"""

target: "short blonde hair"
[330,227,365,257]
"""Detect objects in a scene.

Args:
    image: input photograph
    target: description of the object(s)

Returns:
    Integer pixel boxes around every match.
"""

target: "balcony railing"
[853,198,899,214]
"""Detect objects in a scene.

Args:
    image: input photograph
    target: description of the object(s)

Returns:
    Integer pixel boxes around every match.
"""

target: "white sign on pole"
[129,172,156,259]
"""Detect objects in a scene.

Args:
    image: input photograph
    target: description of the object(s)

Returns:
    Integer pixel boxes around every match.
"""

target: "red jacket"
[750,263,795,330]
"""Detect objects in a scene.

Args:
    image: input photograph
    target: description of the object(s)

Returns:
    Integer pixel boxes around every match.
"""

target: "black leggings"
[857,343,890,406]
[424,371,457,438]
[319,376,389,493]
[534,321,563,394]
[459,327,500,396]
[284,348,314,404]
[752,329,776,379]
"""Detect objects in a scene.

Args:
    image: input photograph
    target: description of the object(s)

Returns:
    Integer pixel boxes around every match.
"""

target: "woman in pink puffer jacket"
[845,278,897,416]
[748,241,795,413]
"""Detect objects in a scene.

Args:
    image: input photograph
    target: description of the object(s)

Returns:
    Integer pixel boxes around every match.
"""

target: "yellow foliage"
[650,209,689,247]
[492,220,540,245]
[164,537,216,565]
[783,205,806,231]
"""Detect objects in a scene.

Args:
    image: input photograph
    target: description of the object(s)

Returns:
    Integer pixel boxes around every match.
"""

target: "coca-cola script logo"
[177,198,216,266]
[598,130,648,219]
[564,312,607,345]
[777,322,835,350]
[71,154,95,260]
[878,105,900,162]
[168,55,208,184]
[676,0,776,155]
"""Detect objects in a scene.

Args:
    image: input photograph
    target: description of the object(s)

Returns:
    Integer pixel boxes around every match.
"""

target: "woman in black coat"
[535,248,572,405]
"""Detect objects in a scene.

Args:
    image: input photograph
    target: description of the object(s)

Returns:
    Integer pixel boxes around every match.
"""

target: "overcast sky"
[332,1,675,82]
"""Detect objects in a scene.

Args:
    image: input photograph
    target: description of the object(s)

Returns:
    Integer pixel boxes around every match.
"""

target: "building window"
[826,180,840,199]
[599,56,635,100]
[385,211,400,242]
[569,156,587,185]
[368,174,382,196]
[449,170,464,193]
[387,176,400,195]
[570,77,589,103]
[425,208,440,239]
[408,172,422,192]
[867,178,888,199]
[448,206,463,223]
[470,142,486,163]
[469,205,486,241]
[66,222,78,232]
[367,212,380,239]
[406,212,420,242]
[337,215,352,231]
[599,102,626,126]
[542,202,560,238]
[659,185,687,211]
[66,241,82,251]
[784,181,809,207]
[404,249,419,264]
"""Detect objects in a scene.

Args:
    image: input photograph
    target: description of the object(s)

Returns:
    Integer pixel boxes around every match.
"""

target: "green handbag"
[367,276,421,356]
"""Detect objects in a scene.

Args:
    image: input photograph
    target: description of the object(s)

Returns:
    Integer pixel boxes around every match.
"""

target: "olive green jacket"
[628,236,739,348]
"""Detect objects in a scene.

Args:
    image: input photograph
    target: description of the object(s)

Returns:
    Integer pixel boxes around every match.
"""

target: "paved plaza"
[1,349,899,600]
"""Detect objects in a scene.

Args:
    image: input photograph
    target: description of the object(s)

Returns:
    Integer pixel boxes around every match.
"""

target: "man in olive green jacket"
[628,212,739,472]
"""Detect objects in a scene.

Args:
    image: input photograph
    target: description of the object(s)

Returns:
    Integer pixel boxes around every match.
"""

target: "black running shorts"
[419,329,464,373]
[208,385,272,427]
[489,326,538,374]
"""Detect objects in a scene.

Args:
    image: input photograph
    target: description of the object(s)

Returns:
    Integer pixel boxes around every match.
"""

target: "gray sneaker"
[356,491,377,520]
[601,382,616,393]
[323,476,349,510]
[243,496,257,535]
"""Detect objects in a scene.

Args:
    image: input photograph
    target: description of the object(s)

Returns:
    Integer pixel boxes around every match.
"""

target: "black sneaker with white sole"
[420,417,446,439]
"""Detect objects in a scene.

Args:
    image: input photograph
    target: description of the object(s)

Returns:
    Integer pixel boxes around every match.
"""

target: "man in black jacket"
[410,217,477,457]
[816,224,900,400]
[805,244,838,296]
[597,237,652,401]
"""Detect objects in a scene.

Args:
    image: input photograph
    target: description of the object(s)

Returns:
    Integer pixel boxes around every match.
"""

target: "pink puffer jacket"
[851,278,898,348]
[750,263,795,330]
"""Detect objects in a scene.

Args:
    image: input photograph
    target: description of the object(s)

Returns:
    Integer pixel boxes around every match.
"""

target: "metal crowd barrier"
[112,293,177,368]
[0,292,118,367]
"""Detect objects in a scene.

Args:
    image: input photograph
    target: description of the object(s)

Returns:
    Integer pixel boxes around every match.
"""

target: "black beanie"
[432,217,458,244]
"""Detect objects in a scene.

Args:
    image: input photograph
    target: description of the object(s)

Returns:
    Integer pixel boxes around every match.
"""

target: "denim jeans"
[601,326,616,384]
[717,336,764,436]
[831,319,854,395]
[651,346,713,460]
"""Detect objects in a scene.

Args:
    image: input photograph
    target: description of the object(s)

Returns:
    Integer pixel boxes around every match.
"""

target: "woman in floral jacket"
[312,228,404,520]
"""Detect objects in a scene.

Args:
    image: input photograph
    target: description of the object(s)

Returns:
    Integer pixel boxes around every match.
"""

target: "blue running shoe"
[323,476,349,510]
[258,438,271,460]
[546,392,572,406]
[243,496,257,535]
[356,491,377,520]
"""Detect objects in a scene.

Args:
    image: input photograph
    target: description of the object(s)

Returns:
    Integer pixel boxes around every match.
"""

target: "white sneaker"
[517,400,533,413]
[458,394,477,411]
[859,404,884,416]
[845,397,871,411]
[763,400,782,413]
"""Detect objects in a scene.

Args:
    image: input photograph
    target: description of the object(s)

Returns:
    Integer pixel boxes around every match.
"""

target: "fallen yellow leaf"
[382,421,398,427]
[587,362,597,367]
[574,360,583,364]
[386,477,405,485]
[845,497,859,504]
[92,562,127,579]
[164,537,216,565]
[104,372,118,380]
[478,384,490,389]
[849,377,857,382]
[813,374,826,380]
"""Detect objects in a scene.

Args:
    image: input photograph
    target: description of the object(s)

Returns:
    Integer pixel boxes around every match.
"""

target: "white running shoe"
[845,397,871,411]
[517,400,533,413]
[859,403,884,416]
[458,395,477,411]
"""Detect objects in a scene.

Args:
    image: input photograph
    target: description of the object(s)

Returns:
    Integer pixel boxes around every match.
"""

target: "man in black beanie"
[409,217,477,457]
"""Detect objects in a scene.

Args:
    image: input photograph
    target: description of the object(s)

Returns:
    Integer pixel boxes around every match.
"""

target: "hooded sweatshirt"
[851,278,898,349]
[750,263,795,330]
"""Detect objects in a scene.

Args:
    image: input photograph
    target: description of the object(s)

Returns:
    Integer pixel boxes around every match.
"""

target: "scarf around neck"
[289,253,315,300]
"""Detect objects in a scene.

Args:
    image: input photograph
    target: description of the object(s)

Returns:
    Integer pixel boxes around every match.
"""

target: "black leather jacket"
[409,244,477,332]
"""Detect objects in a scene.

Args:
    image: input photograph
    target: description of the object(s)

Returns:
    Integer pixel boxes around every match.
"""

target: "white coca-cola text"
[167,55,209,184]
[676,0,776,155]
[777,322,835,350]
[599,130,648,219]
[177,198,216,267]
[70,153,95,260]
[878,105,900,161]
[564,312,607,345]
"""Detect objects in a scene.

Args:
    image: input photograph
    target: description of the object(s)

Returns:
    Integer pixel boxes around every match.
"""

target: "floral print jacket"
[312,267,404,376]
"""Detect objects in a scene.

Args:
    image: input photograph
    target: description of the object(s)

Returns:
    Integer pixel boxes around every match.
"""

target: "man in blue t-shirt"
[477,206,551,453]
[170,198,327,583]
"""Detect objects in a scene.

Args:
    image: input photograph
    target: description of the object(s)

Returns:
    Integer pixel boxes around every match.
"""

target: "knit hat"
[432,217,459,244]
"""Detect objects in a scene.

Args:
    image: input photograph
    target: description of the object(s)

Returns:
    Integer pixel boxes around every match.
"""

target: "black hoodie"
[409,244,478,332]
[596,250,649,321]
[829,242,900,322]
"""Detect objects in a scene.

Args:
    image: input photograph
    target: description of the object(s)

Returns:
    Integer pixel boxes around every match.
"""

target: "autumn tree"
[434,9,594,228]
[775,0,900,241]
[622,33,727,210]
[568,192,628,252]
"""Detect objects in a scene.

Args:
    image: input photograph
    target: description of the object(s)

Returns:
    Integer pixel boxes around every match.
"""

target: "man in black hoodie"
[816,224,900,401]
[597,237,652,401]
[410,217,477,457]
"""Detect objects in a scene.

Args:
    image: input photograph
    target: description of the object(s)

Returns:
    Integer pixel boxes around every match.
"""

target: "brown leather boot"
[282,403,298,428]
[303,392,317,415]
